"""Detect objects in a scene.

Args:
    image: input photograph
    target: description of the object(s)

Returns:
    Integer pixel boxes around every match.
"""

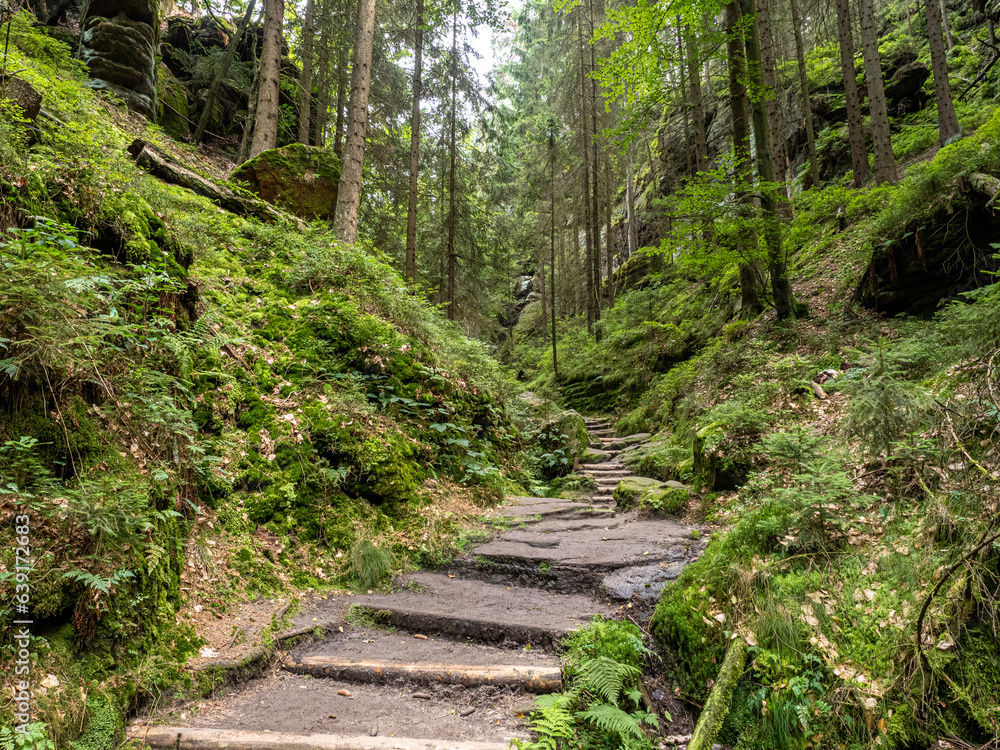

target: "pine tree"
[249,0,284,157]
[332,0,377,243]
[859,0,896,183]
[834,0,870,185]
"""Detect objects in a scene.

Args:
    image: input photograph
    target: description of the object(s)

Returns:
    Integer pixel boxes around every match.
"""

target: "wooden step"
[283,657,561,693]
[133,727,509,750]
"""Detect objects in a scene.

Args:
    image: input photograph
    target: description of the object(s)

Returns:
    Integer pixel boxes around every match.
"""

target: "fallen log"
[686,637,748,750]
[127,139,301,227]
[282,656,562,693]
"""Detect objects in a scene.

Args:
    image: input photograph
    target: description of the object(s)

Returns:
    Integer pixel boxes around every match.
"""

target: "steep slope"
[0,16,523,747]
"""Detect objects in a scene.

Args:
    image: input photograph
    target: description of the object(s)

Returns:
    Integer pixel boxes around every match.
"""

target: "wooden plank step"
[133,728,509,750]
[282,657,561,693]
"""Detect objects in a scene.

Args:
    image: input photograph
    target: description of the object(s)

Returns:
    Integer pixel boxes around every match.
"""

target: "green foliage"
[519,617,659,750]
[1,724,55,750]
[350,540,394,590]
[841,342,928,457]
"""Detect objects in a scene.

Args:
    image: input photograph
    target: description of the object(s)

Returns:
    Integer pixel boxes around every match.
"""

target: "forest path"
[132,419,704,750]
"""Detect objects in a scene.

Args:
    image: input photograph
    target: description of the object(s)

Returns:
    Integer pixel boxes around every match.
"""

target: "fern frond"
[577,701,646,740]
[527,700,575,750]
[577,655,641,705]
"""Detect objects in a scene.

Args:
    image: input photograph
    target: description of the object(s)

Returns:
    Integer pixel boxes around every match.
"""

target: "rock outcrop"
[885,61,930,115]
[80,0,159,118]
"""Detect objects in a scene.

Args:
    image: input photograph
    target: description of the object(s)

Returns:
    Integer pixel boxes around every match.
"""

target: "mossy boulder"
[624,438,691,482]
[602,432,650,450]
[613,476,663,510]
[581,446,612,464]
[231,143,341,220]
[693,421,750,492]
[640,481,690,516]
[541,410,590,463]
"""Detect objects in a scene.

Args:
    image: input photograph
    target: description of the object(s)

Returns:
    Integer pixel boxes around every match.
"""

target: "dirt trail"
[132,418,703,750]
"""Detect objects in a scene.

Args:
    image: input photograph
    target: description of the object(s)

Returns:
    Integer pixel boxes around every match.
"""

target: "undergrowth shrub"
[350,539,393,590]
[519,617,660,750]
[841,342,929,458]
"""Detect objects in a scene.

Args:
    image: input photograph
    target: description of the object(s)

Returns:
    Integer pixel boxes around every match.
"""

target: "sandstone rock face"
[157,64,189,140]
[231,144,341,221]
[885,61,930,114]
[81,0,158,118]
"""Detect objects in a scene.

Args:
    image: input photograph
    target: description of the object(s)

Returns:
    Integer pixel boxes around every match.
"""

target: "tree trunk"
[550,135,558,374]
[677,24,694,176]
[940,0,953,49]
[757,0,787,193]
[332,0,376,244]
[605,155,614,307]
[573,209,583,316]
[790,0,820,187]
[726,0,763,317]
[296,0,315,144]
[539,246,548,343]
[404,0,423,284]
[237,55,261,163]
[625,142,638,259]
[333,0,351,154]
[446,9,458,320]
[195,0,257,145]
[588,0,602,328]
[577,6,595,330]
[249,0,284,157]
[741,0,796,319]
[312,0,333,146]
[925,0,961,144]
[834,0,870,185]
[686,26,709,173]
[686,639,748,750]
[859,0,897,183]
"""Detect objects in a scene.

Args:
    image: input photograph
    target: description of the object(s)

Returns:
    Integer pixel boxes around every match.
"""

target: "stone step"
[283,657,561,693]
[135,727,511,750]
[455,518,702,596]
[579,463,624,471]
[486,496,615,523]
[347,572,603,647]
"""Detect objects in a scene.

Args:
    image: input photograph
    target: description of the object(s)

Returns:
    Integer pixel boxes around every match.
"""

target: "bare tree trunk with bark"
[446,9,458,320]
[790,0,820,187]
[741,0,796,318]
[577,6,595,330]
[405,0,423,283]
[686,26,709,173]
[859,0,897,182]
[332,0,376,243]
[312,0,333,146]
[296,0,315,144]
[925,0,961,143]
[834,0,870,185]
[726,0,763,317]
[249,0,284,157]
